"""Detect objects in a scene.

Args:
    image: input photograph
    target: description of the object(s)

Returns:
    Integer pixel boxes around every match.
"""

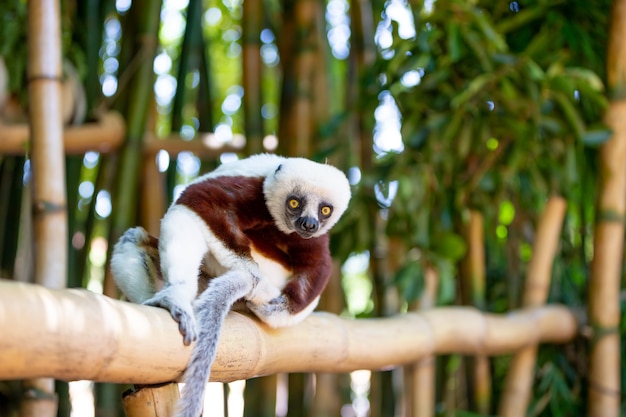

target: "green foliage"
[0,1,28,100]
[0,0,86,107]
[333,1,612,413]
[351,0,609,305]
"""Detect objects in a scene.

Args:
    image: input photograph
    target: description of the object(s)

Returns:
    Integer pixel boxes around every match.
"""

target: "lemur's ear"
[274,164,283,174]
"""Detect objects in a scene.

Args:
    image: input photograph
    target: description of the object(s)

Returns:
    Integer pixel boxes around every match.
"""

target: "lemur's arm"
[247,234,332,327]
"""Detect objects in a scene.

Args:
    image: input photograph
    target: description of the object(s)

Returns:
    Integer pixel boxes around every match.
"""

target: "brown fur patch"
[176,175,332,314]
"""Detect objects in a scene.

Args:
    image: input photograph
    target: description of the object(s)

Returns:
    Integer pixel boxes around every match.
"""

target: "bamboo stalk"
[499,196,567,417]
[0,111,126,155]
[28,0,67,289]
[25,1,67,416]
[461,210,491,414]
[143,132,244,159]
[279,0,318,157]
[242,0,265,155]
[122,383,180,417]
[140,152,166,235]
[587,2,626,416]
[0,280,578,384]
[404,266,438,417]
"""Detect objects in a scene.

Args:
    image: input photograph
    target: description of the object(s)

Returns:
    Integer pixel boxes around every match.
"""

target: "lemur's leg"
[110,227,161,303]
[144,205,209,345]
[174,270,257,417]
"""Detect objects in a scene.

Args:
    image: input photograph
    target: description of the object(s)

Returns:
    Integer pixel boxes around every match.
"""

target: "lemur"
[111,153,351,417]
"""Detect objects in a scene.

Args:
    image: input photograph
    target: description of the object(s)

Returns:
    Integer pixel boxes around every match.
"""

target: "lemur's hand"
[144,290,198,345]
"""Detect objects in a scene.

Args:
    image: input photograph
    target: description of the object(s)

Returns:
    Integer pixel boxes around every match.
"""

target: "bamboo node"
[596,209,625,224]
[27,74,64,83]
[33,200,66,216]
[22,388,58,401]
[589,379,621,397]
[590,324,620,342]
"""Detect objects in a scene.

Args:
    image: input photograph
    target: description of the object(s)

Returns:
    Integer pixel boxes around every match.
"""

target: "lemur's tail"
[174,270,255,417]
[110,227,162,303]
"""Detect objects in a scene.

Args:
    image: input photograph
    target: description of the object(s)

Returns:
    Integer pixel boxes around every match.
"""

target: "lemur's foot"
[246,294,288,317]
[144,292,197,345]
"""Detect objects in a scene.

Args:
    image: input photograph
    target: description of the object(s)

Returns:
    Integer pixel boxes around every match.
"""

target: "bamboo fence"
[0,280,578,385]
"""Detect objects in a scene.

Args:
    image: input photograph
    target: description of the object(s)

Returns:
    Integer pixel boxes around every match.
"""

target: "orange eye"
[321,206,332,217]
[289,199,300,209]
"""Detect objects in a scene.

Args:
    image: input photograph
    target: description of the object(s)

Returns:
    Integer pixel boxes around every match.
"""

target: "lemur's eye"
[288,199,300,209]
[320,205,333,217]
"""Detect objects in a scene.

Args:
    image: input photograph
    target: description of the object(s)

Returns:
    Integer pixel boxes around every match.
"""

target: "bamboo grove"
[0,0,624,416]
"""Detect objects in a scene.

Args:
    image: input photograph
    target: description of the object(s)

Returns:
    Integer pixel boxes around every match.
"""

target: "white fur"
[110,228,158,303]
[256,295,320,328]
[263,157,351,237]
[250,247,291,293]
[112,154,352,417]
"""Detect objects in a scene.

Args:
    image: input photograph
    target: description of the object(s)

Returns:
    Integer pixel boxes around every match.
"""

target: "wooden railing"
[0,279,578,384]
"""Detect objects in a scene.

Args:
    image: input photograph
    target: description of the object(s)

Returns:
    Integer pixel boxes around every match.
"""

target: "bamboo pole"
[404,266,438,417]
[499,196,567,417]
[122,383,180,417]
[25,1,67,416]
[279,0,318,157]
[242,0,265,155]
[588,2,626,415]
[461,210,491,414]
[0,280,578,384]
[0,112,126,155]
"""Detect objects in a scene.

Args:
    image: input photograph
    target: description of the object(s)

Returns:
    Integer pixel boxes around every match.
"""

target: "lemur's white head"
[263,158,351,239]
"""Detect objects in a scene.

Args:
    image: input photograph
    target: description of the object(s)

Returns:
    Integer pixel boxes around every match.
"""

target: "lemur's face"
[263,159,351,239]
[283,192,335,239]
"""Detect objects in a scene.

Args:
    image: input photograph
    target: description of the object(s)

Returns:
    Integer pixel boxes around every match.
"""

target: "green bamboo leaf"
[459,25,493,72]
[431,231,467,262]
[564,67,605,92]
[394,260,425,302]
[470,7,507,52]
[551,91,585,139]
[441,110,465,143]
[435,259,456,304]
[525,59,545,81]
[451,74,493,108]
[447,22,462,62]
[581,129,612,147]
[500,77,518,101]
[496,5,550,34]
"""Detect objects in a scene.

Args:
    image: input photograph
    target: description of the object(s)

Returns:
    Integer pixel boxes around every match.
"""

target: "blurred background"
[0,0,622,416]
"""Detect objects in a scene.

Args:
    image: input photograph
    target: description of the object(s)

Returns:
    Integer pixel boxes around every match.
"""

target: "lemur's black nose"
[297,216,319,233]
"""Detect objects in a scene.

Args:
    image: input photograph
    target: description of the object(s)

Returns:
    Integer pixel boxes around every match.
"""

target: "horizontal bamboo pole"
[0,280,578,384]
[143,132,244,157]
[0,111,125,155]
[0,113,250,157]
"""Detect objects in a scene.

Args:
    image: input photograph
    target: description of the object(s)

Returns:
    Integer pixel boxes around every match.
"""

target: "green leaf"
[471,6,508,52]
[447,22,462,62]
[525,59,545,81]
[451,74,493,108]
[431,232,467,262]
[394,260,425,302]
[565,67,605,92]
[552,91,585,139]
[581,129,612,147]
[435,259,456,304]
